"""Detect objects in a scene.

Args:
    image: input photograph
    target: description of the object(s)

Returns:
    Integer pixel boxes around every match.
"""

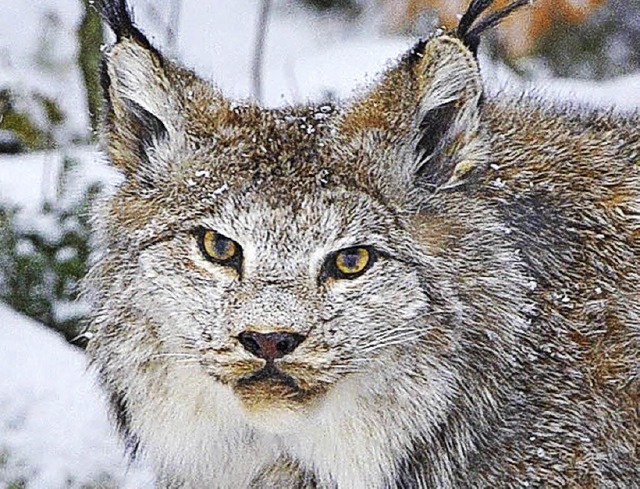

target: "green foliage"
[0,111,43,150]
[298,0,362,16]
[0,158,100,344]
[0,89,66,152]
[38,94,66,126]
[78,0,105,135]
[7,481,27,489]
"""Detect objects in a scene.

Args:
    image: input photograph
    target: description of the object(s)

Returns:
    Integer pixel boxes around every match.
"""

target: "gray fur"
[85,1,639,487]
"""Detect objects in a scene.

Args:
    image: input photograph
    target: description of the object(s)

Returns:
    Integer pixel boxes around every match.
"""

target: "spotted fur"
[85,1,639,487]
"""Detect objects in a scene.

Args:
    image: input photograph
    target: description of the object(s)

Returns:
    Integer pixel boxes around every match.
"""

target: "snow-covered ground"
[0,0,638,487]
[0,303,155,488]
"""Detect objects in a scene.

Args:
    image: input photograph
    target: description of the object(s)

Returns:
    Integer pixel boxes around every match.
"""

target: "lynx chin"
[84,0,639,487]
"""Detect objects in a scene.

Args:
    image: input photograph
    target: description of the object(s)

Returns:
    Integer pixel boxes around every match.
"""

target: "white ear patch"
[106,40,179,137]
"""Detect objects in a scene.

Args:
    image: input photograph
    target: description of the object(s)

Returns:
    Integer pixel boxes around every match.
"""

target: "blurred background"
[0,0,638,487]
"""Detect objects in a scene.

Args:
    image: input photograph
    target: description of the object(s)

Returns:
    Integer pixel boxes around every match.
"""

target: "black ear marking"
[109,388,140,461]
[415,101,459,186]
[123,98,169,152]
[456,0,531,54]
[98,55,168,168]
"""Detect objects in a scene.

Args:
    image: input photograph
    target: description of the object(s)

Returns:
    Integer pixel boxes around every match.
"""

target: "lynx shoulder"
[84,0,639,487]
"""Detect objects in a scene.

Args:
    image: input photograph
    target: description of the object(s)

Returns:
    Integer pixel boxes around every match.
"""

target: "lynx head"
[89,0,532,469]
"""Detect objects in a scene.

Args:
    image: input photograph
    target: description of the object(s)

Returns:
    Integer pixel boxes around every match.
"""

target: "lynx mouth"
[233,362,313,409]
[236,362,300,390]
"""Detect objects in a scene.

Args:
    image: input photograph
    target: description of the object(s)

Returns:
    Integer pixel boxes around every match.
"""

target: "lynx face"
[104,100,440,421]
[89,10,498,419]
[86,1,640,486]
[145,189,427,406]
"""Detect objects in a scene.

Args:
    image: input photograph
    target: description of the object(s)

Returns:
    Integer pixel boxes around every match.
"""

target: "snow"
[0,147,121,247]
[0,147,121,213]
[292,37,415,102]
[0,303,154,488]
[535,72,640,111]
[0,0,638,487]
[0,0,89,144]
[484,60,640,112]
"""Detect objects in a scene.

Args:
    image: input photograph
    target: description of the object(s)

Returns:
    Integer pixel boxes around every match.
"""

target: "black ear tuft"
[94,0,160,56]
[456,0,494,40]
[95,0,135,40]
[456,0,531,54]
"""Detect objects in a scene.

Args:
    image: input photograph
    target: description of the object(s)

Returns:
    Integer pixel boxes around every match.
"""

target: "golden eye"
[200,230,238,263]
[334,247,371,276]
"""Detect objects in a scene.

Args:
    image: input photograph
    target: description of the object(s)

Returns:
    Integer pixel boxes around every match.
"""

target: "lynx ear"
[410,36,487,189]
[409,36,487,191]
[341,1,531,194]
[341,35,486,192]
[97,0,183,176]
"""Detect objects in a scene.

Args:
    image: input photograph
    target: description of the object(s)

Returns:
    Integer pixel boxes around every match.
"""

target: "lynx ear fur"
[341,0,531,195]
[101,39,179,170]
[96,0,211,182]
[340,35,487,194]
[409,36,486,191]
[97,2,187,179]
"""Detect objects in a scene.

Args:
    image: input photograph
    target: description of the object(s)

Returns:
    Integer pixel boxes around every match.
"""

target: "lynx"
[84,0,639,487]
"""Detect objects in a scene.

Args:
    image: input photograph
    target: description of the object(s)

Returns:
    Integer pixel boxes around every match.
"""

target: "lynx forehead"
[85,0,639,487]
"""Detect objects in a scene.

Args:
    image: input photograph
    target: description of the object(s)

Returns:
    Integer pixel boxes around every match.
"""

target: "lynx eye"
[326,246,375,280]
[198,229,240,264]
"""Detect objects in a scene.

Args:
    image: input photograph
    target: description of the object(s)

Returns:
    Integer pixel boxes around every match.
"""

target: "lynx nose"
[237,331,305,361]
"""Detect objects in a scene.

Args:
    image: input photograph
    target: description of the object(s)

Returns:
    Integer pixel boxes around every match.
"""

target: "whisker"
[360,328,431,354]
[150,353,200,359]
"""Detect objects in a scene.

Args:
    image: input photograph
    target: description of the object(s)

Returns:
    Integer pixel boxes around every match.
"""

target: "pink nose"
[237,331,306,361]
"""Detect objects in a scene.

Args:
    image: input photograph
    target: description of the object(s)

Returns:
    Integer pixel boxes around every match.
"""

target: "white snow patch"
[0,147,122,243]
[0,147,121,213]
[484,57,640,112]
[0,303,154,488]
[52,299,90,323]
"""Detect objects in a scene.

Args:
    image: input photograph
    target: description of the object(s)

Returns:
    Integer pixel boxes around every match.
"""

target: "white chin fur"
[130,361,451,487]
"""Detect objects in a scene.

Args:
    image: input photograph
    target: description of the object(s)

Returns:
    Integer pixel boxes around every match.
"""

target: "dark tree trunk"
[78,0,104,138]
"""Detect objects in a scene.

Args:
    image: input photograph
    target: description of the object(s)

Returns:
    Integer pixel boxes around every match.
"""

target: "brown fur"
[85,1,639,487]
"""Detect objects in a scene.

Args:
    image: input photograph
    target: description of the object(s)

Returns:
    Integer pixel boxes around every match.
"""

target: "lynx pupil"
[343,253,357,268]
[201,230,237,263]
[214,238,232,256]
[335,247,371,276]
